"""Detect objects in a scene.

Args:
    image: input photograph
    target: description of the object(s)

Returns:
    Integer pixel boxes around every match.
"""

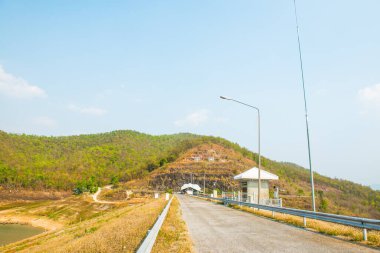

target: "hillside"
[0,130,379,218]
[0,130,200,191]
[131,143,255,191]
[0,130,258,191]
[128,143,380,218]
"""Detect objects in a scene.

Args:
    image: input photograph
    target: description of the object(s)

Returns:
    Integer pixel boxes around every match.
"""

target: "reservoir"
[0,224,44,246]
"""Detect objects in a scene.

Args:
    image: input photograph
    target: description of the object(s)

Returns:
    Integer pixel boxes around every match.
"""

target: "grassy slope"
[0,130,379,218]
[0,195,122,227]
[152,196,194,253]
[0,197,166,253]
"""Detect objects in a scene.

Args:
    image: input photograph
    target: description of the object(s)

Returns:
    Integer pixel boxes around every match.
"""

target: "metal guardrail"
[222,194,282,207]
[137,196,173,253]
[194,195,380,240]
[220,191,283,207]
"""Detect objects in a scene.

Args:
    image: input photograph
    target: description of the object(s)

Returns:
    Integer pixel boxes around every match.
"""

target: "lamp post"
[220,96,261,204]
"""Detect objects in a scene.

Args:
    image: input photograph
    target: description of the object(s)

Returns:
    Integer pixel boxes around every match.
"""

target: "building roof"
[181,183,202,191]
[234,167,278,180]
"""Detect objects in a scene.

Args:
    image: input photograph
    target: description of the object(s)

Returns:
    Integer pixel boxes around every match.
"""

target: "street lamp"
[220,96,261,204]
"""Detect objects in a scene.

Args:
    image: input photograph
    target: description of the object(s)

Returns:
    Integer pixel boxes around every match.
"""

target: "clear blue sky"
[1,1,379,187]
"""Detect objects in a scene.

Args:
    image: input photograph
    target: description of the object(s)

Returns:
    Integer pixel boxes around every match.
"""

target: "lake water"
[0,224,44,246]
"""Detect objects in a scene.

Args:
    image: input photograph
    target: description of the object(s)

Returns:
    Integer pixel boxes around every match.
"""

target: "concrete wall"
[247,180,269,203]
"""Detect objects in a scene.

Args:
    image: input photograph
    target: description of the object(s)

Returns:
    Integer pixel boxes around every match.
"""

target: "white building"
[234,167,278,204]
[181,183,202,195]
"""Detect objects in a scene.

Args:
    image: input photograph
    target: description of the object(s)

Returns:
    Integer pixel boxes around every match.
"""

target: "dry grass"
[0,188,71,201]
[0,195,123,228]
[231,204,380,248]
[98,186,160,202]
[152,196,194,253]
[1,197,166,253]
[56,198,166,253]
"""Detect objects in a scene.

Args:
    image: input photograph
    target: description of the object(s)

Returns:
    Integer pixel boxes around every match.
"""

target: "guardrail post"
[363,228,367,241]
[272,211,275,218]
[303,217,307,227]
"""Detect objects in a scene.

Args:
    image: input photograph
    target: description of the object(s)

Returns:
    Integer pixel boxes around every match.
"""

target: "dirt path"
[91,185,118,204]
[177,195,378,253]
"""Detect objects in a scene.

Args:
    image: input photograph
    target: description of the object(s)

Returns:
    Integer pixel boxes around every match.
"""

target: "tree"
[110,175,119,187]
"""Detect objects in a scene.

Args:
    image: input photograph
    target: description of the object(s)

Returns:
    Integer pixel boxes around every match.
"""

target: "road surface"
[177,195,379,253]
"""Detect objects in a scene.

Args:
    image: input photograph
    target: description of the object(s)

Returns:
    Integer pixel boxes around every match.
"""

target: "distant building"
[192,156,201,162]
[234,167,278,204]
[181,183,202,195]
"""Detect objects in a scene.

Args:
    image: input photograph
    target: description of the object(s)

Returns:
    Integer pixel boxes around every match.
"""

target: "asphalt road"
[177,194,379,253]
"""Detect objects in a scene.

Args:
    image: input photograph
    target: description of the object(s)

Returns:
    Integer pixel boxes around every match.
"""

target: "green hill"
[0,130,379,218]
[0,130,243,191]
[0,130,198,191]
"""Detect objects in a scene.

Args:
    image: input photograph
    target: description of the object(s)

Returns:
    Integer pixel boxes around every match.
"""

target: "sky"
[0,1,379,187]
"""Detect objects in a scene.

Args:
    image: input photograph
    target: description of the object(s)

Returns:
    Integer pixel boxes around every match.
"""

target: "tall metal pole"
[257,109,261,204]
[292,0,316,212]
[220,96,261,204]
[203,170,206,195]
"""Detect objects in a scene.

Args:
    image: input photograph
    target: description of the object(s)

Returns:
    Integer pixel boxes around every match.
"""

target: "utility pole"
[203,170,206,195]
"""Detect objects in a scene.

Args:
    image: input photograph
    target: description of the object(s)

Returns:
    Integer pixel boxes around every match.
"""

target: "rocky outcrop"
[147,143,255,191]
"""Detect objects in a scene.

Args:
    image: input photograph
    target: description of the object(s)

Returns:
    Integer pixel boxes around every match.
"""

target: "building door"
[241,181,247,202]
